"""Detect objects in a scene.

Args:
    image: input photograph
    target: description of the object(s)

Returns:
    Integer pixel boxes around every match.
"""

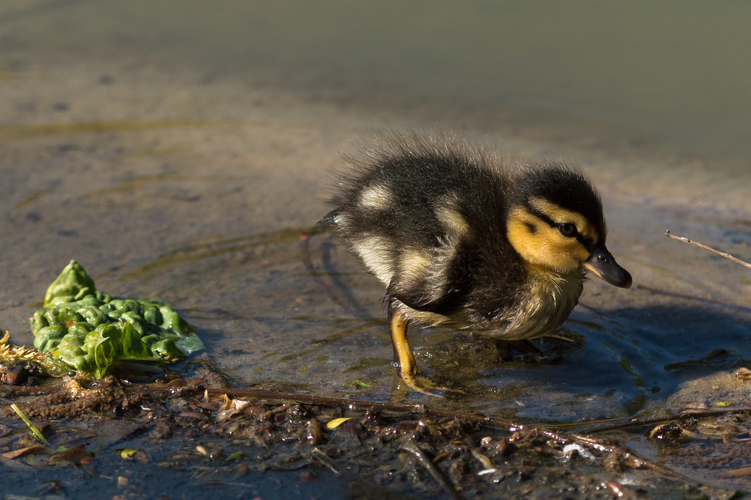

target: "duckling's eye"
[558,223,577,237]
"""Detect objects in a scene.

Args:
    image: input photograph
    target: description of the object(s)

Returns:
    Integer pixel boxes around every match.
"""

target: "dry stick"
[665,230,751,269]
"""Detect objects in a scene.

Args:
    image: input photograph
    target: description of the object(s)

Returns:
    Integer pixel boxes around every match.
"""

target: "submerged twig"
[311,447,341,475]
[636,284,751,314]
[665,230,751,270]
[401,440,464,500]
[576,407,751,435]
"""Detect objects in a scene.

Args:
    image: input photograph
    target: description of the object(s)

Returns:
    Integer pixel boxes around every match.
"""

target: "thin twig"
[665,231,751,270]
[203,387,525,428]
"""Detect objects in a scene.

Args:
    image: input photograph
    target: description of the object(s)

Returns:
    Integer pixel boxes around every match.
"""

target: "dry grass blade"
[665,231,751,270]
[10,404,52,447]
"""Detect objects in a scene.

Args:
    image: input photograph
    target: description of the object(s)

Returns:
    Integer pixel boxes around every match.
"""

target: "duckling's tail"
[317,209,339,227]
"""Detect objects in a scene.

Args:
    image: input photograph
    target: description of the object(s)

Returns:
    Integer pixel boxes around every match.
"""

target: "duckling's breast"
[394,266,584,341]
[484,267,584,340]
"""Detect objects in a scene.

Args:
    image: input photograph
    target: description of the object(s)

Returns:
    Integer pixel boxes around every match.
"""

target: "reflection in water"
[276,319,384,363]
[80,173,232,199]
[664,349,749,374]
[114,227,327,285]
[13,188,53,209]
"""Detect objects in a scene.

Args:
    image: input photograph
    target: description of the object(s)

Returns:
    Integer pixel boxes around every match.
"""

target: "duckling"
[321,134,632,394]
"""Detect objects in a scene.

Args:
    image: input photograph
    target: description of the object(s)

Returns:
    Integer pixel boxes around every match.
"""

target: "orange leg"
[387,302,447,397]
[388,303,416,376]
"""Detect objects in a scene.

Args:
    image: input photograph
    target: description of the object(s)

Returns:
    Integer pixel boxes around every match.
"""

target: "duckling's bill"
[581,247,632,288]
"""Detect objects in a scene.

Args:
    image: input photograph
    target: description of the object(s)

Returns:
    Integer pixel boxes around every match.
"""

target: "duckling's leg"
[388,302,417,377]
[387,302,448,397]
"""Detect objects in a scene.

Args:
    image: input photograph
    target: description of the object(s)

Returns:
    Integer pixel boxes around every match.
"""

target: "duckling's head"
[506,163,632,288]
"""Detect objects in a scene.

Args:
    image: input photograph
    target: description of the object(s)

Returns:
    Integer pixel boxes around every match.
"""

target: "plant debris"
[1,359,748,499]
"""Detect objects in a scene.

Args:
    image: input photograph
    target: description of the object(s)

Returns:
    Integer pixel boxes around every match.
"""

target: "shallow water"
[2,0,751,495]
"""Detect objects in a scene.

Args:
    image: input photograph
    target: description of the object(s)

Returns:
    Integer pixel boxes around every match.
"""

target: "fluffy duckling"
[322,135,631,393]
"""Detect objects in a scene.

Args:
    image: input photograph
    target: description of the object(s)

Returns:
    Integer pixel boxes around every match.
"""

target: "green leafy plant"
[31,260,203,378]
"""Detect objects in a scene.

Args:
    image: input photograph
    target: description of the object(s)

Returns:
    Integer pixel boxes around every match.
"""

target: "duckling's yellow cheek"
[559,239,590,267]
[507,208,582,273]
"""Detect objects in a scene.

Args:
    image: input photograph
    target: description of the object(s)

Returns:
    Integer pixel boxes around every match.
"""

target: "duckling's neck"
[524,262,583,283]
[507,264,584,339]
[524,263,584,304]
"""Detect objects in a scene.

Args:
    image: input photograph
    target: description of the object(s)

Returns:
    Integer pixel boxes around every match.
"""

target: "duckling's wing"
[385,228,475,317]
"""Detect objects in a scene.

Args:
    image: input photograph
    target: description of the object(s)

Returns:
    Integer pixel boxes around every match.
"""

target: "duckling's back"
[323,137,537,329]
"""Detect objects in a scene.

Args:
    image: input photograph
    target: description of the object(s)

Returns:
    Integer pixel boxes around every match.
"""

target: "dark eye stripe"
[527,206,556,228]
[526,204,595,249]
[577,234,594,252]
